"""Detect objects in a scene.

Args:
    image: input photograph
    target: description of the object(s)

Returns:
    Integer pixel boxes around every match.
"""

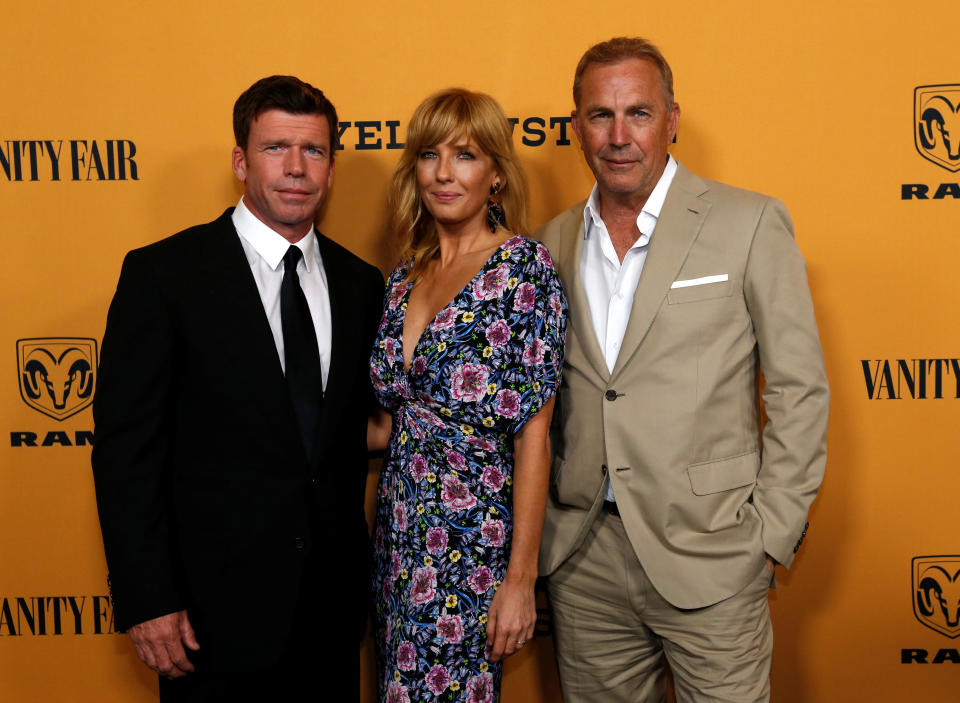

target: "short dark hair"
[573,37,674,108]
[232,75,339,156]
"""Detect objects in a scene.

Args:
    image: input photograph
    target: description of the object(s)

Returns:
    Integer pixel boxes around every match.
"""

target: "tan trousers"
[547,511,773,703]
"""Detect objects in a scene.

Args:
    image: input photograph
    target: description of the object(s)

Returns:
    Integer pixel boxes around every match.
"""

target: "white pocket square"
[671,274,728,289]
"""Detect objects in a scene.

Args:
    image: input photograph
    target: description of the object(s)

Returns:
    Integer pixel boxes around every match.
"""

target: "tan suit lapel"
[554,211,610,384]
[611,164,712,381]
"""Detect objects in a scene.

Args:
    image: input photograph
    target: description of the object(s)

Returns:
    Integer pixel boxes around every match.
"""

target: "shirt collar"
[582,154,678,240]
[232,196,317,272]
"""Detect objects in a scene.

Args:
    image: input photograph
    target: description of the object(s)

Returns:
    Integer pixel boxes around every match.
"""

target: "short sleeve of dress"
[369,260,412,412]
[504,240,568,433]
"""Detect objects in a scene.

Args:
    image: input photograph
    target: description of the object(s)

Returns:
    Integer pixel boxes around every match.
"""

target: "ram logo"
[915,85,960,172]
[913,555,960,639]
[17,338,98,421]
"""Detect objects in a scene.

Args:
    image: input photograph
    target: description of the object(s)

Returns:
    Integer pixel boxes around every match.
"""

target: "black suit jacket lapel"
[309,232,364,468]
[201,210,304,456]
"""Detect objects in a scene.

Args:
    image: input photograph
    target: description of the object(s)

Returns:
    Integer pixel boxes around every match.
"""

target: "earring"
[487,182,504,233]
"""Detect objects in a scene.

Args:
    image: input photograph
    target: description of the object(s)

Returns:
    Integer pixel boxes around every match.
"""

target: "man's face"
[232,109,334,242]
[572,58,679,205]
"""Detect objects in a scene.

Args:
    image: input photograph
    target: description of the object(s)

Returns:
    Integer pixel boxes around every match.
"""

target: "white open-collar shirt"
[232,197,332,390]
[580,154,677,501]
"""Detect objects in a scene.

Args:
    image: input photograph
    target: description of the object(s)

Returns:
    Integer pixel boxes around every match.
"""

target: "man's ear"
[571,109,583,147]
[667,103,680,145]
[231,146,246,183]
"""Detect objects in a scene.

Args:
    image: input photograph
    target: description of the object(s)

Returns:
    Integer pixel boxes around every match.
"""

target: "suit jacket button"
[294,537,305,550]
[605,389,618,401]
[601,464,608,476]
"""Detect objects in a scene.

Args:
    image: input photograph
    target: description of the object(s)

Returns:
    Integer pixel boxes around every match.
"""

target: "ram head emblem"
[913,556,960,639]
[17,338,98,421]
[915,85,960,172]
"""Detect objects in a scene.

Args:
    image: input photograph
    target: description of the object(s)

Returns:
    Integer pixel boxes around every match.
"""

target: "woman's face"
[416,135,500,233]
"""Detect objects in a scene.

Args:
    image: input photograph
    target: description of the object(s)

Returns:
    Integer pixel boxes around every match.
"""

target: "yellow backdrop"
[2,1,959,700]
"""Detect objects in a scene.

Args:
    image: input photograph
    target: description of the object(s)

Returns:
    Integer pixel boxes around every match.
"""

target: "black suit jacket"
[92,209,383,671]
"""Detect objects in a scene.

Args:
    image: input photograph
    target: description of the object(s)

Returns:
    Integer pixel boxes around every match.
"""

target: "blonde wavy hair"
[391,88,530,283]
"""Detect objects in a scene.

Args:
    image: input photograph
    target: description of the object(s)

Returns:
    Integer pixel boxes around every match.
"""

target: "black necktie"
[281,245,323,460]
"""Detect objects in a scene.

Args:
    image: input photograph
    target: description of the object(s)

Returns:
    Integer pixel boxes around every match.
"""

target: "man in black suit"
[92,75,384,701]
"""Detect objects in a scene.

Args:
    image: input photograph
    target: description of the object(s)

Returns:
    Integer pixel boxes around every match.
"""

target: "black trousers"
[158,541,359,703]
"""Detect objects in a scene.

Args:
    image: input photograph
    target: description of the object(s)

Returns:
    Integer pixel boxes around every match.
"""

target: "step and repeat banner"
[2,1,958,700]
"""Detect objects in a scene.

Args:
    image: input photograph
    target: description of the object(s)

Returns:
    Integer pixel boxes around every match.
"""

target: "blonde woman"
[368,89,567,703]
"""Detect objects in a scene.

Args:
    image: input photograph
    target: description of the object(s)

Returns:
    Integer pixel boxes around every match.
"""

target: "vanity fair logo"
[861,358,960,399]
[0,594,116,636]
[0,140,138,181]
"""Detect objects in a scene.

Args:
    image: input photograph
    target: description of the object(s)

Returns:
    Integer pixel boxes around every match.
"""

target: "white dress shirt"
[580,155,677,501]
[232,197,332,390]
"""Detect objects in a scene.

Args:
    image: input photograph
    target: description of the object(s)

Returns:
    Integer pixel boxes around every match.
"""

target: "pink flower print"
[433,307,459,330]
[408,420,426,440]
[375,526,385,553]
[445,449,467,472]
[523,337,546,367]
[425,526,448,555]
[450,363,489,402]
[467,565,495,594]
[411,355,427,376]
[435,614,465,643]
[535,243,553,265]
[466,672,495,703]
[409,454,428,482]
[481,466,505,492]
[549,293,562,318]
[393,501,408,531]
[411,405,446,431]
[441,474,477,511]
[514,281,536,312]
[480,518,505,547]
[390,551,402,581]
[409,565,437,606]
[397,640,416,671]
[466,435,497,452]
[485,319,511,348]
[383,337,398,366]
[386,681,410,703]
[495,389,521,418]
[425,664,451,695]
[473,264,510,300]
[388,283,408,310]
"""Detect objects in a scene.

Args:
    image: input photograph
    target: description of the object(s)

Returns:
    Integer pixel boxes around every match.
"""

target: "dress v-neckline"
[398,237,515,375]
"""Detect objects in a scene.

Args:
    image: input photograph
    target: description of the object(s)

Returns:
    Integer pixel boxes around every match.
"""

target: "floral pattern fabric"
[370,235,567,703]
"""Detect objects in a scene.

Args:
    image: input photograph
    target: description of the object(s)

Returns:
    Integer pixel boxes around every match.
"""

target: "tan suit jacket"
[536,162,828,609]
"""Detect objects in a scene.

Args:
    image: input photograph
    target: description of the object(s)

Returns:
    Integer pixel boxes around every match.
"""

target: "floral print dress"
[370,235,567,703]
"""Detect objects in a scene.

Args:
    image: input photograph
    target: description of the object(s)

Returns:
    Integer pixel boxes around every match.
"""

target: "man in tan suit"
[536,37,829,702]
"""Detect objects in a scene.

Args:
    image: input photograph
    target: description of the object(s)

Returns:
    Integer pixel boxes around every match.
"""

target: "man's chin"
[597,177,647,196]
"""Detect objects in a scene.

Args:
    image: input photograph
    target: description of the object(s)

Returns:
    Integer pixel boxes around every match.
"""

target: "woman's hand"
[485,575,536,662]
